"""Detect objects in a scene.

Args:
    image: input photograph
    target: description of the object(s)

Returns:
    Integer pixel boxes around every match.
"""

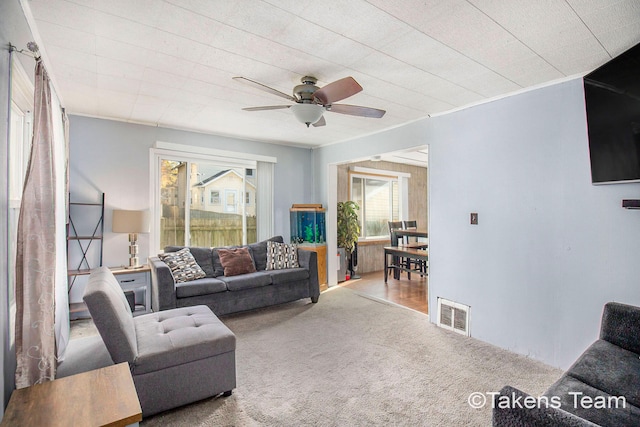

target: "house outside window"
[157,159,257,248]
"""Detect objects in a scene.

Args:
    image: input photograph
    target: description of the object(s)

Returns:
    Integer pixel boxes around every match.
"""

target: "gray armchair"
[83,267,236,417]
[493,302,640,426]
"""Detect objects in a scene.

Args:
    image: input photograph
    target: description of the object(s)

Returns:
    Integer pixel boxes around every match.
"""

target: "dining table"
[384,246,428,282]
[390,229,428,246]
[387,229,428,280]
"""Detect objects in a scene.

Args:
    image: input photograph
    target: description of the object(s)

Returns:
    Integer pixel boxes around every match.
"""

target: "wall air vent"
[437,298,470,336]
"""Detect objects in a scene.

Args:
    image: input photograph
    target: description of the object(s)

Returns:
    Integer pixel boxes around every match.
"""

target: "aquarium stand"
[290,204,327,290]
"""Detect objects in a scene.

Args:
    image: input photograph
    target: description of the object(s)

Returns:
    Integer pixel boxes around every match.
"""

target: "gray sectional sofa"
[149,236,320,316]
[493,301,640,426]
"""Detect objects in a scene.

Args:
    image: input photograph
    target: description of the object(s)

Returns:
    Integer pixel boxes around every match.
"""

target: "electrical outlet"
[470,213,478,225]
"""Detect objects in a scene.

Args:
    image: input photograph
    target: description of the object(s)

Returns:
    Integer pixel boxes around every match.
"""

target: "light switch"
[470,213,478,225]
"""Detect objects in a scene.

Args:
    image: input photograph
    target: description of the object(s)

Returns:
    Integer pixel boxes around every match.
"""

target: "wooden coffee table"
[2,362,142,426]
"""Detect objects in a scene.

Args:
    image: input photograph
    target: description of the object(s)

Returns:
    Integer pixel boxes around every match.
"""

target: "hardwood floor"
[338,270,428,315]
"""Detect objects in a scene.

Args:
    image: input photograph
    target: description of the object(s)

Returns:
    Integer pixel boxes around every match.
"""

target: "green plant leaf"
[337,201,360,254]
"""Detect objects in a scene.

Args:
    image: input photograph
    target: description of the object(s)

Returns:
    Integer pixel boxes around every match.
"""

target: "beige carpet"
[139,287,562,426]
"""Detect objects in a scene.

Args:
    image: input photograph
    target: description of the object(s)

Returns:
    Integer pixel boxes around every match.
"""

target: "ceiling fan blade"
[312,116,326,127]
[313,77,362,105]
[242,105,292,111]
[328,104,386,118]
[233,77,297,102]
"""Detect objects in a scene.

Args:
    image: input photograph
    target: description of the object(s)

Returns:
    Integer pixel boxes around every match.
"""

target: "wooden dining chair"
[388,221,405,280]
[388,221,404,244]
[402,220,427,274]
[402,220,418,244]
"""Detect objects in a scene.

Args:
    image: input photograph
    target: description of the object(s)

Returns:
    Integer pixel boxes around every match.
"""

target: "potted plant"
[337,201,360,281]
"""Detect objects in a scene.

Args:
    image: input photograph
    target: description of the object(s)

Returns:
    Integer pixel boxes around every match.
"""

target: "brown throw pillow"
[218,247,256,277]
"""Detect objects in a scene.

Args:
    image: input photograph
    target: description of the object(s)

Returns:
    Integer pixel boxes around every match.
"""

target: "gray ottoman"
[84,267,236,417]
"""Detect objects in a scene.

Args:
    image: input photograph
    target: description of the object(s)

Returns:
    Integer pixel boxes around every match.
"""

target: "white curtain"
[256,161,274,240]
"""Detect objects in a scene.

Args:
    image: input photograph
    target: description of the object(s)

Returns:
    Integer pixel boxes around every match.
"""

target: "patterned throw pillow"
[159,248,206,283]
[266,241,300,270]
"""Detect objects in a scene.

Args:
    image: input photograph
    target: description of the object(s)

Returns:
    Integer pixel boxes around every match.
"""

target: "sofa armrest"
[297,249,320,302]
[148,256,177,311]
[492,386,598,427]
[600,302,640,354]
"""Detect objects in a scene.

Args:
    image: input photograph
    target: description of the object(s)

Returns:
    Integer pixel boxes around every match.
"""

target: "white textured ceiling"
[24,0,640,147]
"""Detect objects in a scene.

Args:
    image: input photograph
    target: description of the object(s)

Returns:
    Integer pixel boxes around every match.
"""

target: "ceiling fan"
[233,75,386,127]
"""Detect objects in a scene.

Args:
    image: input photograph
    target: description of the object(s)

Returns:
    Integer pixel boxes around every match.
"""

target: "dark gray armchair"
[493,302,640,426]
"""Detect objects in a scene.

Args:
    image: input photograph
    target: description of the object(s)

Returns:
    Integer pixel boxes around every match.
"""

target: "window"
[349,167,409,239]
[157,158,256,248]
[8,58,34,349]
[210,190,220,204]
[246,191,251,205]
[152,142,276,249]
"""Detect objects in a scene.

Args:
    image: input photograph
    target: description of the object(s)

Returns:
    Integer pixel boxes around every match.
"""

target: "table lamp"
[112,209,150,269]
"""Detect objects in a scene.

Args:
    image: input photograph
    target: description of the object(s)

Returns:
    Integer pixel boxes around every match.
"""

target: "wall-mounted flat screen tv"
[585,42,640,184]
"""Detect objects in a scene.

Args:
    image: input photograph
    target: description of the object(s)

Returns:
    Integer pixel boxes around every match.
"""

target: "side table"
[2,362,142,427]
[111,265,152,316]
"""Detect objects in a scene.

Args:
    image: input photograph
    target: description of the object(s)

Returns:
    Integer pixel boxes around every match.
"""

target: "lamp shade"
[290,103,324,126]
[112,210,150,233]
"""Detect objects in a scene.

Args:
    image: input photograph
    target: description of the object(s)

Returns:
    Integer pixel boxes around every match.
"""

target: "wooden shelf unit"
[67,193,105,275]
[66,193,105,317]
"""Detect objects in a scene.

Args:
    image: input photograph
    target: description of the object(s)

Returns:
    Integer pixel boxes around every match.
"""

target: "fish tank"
[290,204,326,246]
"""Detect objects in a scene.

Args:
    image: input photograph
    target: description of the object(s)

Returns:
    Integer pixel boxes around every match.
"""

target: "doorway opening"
[332,147,429,314]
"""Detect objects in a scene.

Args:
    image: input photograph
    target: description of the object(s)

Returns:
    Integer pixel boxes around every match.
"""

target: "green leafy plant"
[337,201,360,255]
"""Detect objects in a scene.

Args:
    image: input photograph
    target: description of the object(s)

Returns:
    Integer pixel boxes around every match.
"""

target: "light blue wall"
[68,116,314,298]
[314,78,640,369]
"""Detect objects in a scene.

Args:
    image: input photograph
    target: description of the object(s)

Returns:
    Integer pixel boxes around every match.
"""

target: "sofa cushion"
[269,268,309,285]
[218,247,256,276]
[565,339,640,408]
[159,248,206,283]
[600,302,640,354]
[175,278,227,298]
[132,305,236,375]
[248,236,284,271]
[266,241,300,270]
[164,246,215,278]
[545,374,640,426]
[495,385,601,427]
[219,271,272,291]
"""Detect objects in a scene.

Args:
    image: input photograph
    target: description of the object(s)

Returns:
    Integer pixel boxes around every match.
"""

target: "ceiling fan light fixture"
[235,75,385,127]
[290,103,324,127]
